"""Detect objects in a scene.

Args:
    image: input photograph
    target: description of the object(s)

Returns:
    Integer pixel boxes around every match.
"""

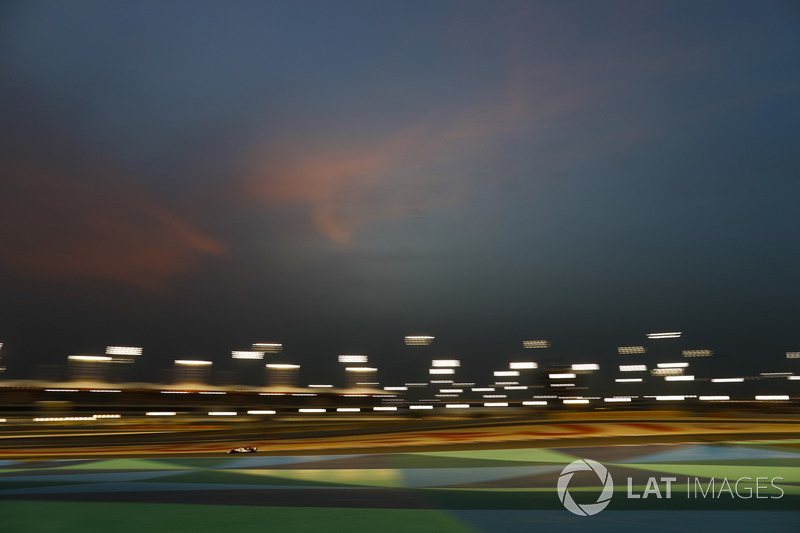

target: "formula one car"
[227,446,258,454]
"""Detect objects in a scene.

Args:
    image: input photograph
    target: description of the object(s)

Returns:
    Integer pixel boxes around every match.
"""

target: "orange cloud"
[0,148,223,289]
[243,8,671,244]
[243,79,603,244]
[245,127,445,244]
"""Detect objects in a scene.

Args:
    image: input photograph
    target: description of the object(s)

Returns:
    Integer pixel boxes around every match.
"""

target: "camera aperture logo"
[557,458,785,516]
[557,459,614,516]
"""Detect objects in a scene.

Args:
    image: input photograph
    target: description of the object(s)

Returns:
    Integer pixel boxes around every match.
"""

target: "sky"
[0,1,799,388]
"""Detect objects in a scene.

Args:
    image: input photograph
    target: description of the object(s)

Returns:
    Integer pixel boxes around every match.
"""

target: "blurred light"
[683,349,713,357]
[432,359,460,367]
[199,391,226,395]
[299,408,326,413]
[409,405,433,410]
[647,332,682,339]
[247,410,276,415]
[563,399,589,404]
[618,345,646,354]
[651,368,682,376]
[523,401,548,406]
[337,408,361,412]
[373,406,397,411]
[291,393,317,397]
[510,362,537,369]
[208,411,237,416]
[604,397,632,402]
[338,354,368,363]
[429,368,455,375]
[440,388,463,393]
[656,395,685,401]
[494,370,519,377]
[45,389,79,392]
[551,383,575,387]
[711,377,744,383]
[430,380,453,384]
[105,346,142,356]
[232,351,264,360]
[494,381,518,385]
[615,378,643,383]
[405,335,434,346]
[549,373,575,379]
[504,385,527,390]
[436,394,459,398]
[483,394,507,398]
[89,389,121,393]
[665,375,695,381]
[174,359,212,366]
[700,396,730,401]
[445,404,470,408]
[345,366,377,372]
[405,382,428,387]
[161,390,189,394]
[572,363,599,371]
[787,352,800,359]
[92,414,121,419]
[384,386,408,391]
[484,402,508,407]
[472,387,495,392]
[68,355,112,362]
[252,342,282,353]
[657,362,689,368]
[789,376,800,381]
[308,384,333,388]
[146,412,176,416]
[620,365,647,372]
[523,339,550,349]
[760,372,792,377]
[266,363,300,369]
[755,395,790,401]
[34,417,94,422]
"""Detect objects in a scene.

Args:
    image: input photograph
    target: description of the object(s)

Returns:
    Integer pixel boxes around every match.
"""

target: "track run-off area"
[1,415,800,532]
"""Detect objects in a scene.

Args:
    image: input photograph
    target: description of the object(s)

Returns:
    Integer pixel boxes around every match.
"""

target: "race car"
[227,446,258,454]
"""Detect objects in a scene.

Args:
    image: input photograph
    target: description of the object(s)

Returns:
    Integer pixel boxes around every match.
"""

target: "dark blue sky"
[1,1,799,386]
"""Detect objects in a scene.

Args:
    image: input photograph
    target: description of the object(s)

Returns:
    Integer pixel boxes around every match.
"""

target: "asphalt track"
[1,418,800,532]
[2,415,800,458]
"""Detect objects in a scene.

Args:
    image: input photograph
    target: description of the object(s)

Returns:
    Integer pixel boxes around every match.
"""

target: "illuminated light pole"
[647,332,682,339]
[523,339,550,349]
[344,366,377,390]
[265,363,300,388]
[252,342,282,353]
[405,335,434,346]
[232,350,265,386]
[105,346,142,381]
[618,345,646,355]
[173,359,212,385]
[338,354,368,363]
[67,355,113,382]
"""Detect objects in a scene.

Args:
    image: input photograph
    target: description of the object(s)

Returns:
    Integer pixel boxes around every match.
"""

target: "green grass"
[0,501,478,533]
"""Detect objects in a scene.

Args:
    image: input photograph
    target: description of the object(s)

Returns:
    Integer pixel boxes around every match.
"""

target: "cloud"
[242,70,616,245]
[0,142,223,290]
[241,4,720,245]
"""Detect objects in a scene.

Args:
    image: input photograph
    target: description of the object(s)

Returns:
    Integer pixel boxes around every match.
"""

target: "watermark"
[558,459,784,516]
[557,459,614,516]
